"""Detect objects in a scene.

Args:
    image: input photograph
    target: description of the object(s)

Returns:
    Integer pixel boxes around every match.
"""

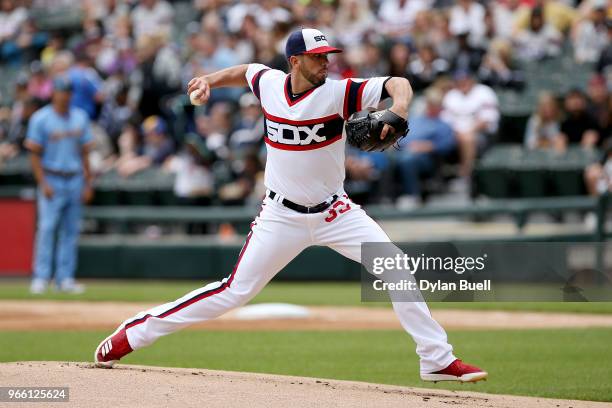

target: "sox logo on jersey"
[266,121,325,145]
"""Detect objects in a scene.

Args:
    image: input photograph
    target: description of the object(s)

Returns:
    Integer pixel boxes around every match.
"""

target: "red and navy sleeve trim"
[343,79,368,119]
[251,69,270,100]
[380,77,392,100]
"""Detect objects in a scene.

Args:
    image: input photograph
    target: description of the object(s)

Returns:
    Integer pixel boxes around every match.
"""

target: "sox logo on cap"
[285,28,343,58]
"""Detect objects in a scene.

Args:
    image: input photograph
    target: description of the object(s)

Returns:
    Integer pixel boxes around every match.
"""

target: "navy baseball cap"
[53,75,73,92]
[285,28,342,59]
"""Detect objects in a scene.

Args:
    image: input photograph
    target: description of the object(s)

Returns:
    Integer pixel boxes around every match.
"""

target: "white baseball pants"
[122,193,456,373]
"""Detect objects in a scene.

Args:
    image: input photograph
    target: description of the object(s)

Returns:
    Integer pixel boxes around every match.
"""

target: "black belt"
[268,190,338,214]
[43,168,79,178]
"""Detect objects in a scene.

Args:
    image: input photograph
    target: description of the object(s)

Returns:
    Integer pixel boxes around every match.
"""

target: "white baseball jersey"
[245,63,389,206]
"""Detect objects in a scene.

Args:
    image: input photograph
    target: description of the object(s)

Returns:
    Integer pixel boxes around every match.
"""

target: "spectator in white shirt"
[0,0,27,43]
[377,0,428,41]
[442,70,499,179]
[335,0,376,47]
[572,0,609,63]
[514,7,562,61]
[131,0,174,42]
[449,0,487,47]
[165,133,214,206]
[490,0,522,40]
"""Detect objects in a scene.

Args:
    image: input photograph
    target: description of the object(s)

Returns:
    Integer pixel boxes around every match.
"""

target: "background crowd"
[0,0,610,208]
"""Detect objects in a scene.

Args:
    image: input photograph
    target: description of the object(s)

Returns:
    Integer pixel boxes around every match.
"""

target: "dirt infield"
[1,362,610,408]
[2,300,612,331]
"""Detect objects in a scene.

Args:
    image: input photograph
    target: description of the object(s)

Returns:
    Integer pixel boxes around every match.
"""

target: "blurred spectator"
[40,32,64,68]
[524,91,563,150]
[108,119,141,172]
[0,104,13,160]
[595,19,612,80]
[315,3,337,40]
[572,0,609,63]
[477,39,525,90]
[218,151,264,205]
[91,0,131,38]
[429,12,459,63]
[96,16,137,77]
[194,111,228,160]
[559,89,601,148]
[388,42,412,78]
[586,74,611,139]
[514,7,563,61]
[182,32,240,104]
[377,0,428,41]
[76,16,105,54]
[335,0,376,47]
[411,10,434,47]
[449,0,487,47]
[206,102,234,156]
[253,30,286,72]
[593,85,611,129]
[27,60,52,101]
[351,40,389,78]
[345,148,390,204]
[396,88,456,206]
[1,16,47,65]
[490,0,523,40]
[225,0,259,34]
[229,93,264,153]
[67,51,104,120]
[227,0,290,34]
[165,132,214,206]
[584,140,612,196]
[442,70,499,181]
[11,71,29,120]
[117,115,174,177]
[133,33,182,118]
[407,44,449,92]
[98,85,134,151]
[514,0,578,34]
[5,97,42,154]
[596,18,612,79]
[131,0,174,42]
[451,32,485,74]
[225,31,255,65]
[0,0,28,44]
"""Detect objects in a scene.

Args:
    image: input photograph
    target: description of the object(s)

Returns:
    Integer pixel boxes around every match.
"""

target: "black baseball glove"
[345,109,409,152]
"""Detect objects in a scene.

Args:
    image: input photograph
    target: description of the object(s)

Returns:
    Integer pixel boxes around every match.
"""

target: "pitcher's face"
[298,53,330,86]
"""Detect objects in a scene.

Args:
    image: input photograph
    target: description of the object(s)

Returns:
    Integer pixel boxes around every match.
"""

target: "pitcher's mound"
[0,362,606,408]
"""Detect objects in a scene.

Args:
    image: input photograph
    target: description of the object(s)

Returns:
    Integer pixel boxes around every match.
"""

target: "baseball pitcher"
[95,29,487,383]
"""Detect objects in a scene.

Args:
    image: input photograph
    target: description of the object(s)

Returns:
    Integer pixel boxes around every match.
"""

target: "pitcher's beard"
[300,66,326,87]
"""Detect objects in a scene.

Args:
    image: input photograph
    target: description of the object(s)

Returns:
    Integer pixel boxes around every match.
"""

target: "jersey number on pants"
[325,195,352,223]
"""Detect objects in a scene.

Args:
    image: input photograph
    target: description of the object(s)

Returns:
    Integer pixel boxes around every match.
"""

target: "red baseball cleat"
[421,359,488,382]
[94,326,133,368]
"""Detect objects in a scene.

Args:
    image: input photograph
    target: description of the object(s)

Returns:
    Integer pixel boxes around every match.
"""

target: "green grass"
[1,328,611,401]
[2,279,612,313]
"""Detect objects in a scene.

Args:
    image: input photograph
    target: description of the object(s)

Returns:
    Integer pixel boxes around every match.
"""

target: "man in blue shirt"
[68,52,104,119]
[396,88,456,206]
[24,76,95,294]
